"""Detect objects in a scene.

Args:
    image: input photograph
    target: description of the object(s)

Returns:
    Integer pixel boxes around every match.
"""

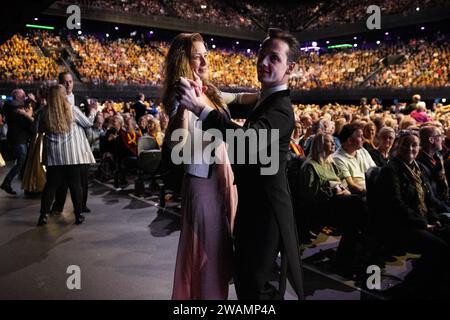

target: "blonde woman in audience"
[148,118,164,147]
[363,122,377,152]
[300,132,368,276]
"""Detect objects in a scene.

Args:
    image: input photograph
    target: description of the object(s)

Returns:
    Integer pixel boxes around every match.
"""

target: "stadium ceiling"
[0,0,55,45]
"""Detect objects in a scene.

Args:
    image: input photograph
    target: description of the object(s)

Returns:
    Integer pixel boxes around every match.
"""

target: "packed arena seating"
[60,0,167,16]
[59,0,254,30]
[0,34,60,82]
[2,30,448,90]
[303,0,450,31]
[57,0,450,31]
[68,35,168,85]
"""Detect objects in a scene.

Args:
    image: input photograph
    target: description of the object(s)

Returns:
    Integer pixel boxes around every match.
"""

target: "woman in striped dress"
[37,85,96,226]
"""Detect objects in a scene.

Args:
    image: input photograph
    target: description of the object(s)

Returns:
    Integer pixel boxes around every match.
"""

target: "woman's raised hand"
[176,77,204,116]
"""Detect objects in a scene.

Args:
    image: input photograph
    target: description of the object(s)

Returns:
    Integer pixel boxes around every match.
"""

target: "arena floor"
[0,163,377,300]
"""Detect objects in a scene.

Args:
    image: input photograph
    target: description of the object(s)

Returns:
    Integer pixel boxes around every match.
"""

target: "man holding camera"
[1,88,34,195]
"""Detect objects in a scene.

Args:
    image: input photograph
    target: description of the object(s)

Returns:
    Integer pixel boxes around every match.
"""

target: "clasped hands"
[175,72,206,116]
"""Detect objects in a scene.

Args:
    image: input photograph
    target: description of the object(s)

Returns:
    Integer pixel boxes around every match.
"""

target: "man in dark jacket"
[1,89,34,195]
[177,28,304,300]
[134,93,149,122]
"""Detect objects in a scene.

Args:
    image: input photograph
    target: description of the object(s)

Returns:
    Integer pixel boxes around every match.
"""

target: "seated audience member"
[100,115,139,185]
[417,125,449,202]
[300,132,368,276]
[302,119,325,156]
[290,123,305,159]
[137,115,149,136]
[369,126,395,167]
[376,130,450,299]
[148,118,164,148]
[85,110,105,159]
[324,119,341,149]
[362,122,377,152]
[399,116,416,130]
[333,123,377,196]
[410,102,432,124]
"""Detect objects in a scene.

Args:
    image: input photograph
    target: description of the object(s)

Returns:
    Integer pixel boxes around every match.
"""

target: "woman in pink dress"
[162,33,256,300]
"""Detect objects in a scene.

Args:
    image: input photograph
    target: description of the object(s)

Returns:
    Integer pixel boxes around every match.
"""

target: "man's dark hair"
[261,28,300,63]
[339,123,364,143]
[419,125,439,146]
[58,71,71,84]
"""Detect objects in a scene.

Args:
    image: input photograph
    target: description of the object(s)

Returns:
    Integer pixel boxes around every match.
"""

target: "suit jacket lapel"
[243,89,290,127]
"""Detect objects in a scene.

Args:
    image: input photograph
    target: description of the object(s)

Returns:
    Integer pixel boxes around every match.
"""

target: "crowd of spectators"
[68,35,168,85]
[57,0,450,31]
[2,31,449,90]
[59,0,167,16]
[59,0,254,30]
[0,34,60,83]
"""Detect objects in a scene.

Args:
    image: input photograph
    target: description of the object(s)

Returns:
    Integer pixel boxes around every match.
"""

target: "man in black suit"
[177,28,304,300]
[134,93,149,122]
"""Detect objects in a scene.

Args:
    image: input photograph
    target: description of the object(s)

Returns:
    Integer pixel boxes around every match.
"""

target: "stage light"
[385,32,389,35]
[34,18,38,21]
[312,41,317,47]
[353,36,357,40]
[416,7,420,11]
[326,40,330,44]
[150,30,154,34]
[328,44,353,49]
[200,5,207,9]
[247,49,251,53]
[78,31,82,35]
[376,40,381,45]
[115,26,119,30]
[106,33,109,38]
[212,44,216,49]
[353,44,358,47]
[25,24,54,30]
[1,95,6,100]
[236,41,239,45]
[210,38,214,41]
[421,27,425,30]
[443,98,447,103]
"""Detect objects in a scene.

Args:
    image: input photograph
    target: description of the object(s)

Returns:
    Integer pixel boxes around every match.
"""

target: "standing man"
[51,72,92,214]
[1,89,34,195]
[134,93,149,122]
[177,28,304,300]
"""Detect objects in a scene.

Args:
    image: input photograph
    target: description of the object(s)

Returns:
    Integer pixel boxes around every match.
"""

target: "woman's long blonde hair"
[161,32,225,114]
[309,132,333,164]
[43,84,73,134]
